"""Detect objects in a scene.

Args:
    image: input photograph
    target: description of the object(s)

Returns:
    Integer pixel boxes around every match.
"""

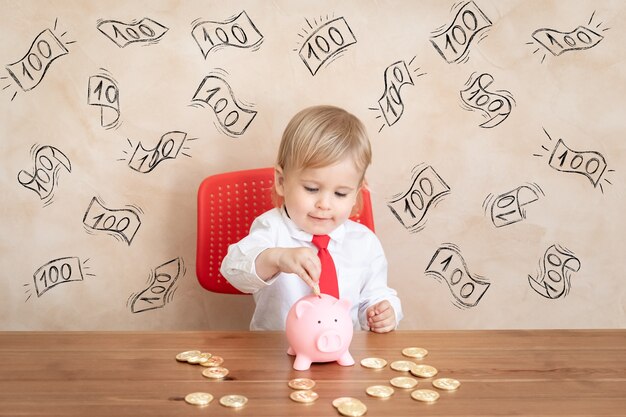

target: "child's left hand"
[366,300,396,333]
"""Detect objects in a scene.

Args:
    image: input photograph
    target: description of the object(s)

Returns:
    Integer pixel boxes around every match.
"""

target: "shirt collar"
[279,206,346,244]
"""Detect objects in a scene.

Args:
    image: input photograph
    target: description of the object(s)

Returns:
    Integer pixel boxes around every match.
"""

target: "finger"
[294,267,316,289]
[368,314,395,329]
[369,316,393,328]
[302,256,321,283]
[368,310,393,324]
[370,323,395,333]
[374,300,392,313]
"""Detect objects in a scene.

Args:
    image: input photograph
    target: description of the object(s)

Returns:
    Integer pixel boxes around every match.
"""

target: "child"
[220,105,402,332]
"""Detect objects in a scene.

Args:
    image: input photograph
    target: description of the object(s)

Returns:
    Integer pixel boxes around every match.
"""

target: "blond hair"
[273,105,372,212]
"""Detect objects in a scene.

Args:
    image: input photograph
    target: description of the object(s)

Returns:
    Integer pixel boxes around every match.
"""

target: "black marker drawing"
[294,14,356,76]
[388,164,450,233]
[425,243,490,309]
[369,58,426,132]
[25,257,93,301]
[190,69,256,137]
[97,17,169,48]
[128,257,184,313]
[3,19,75,101]
[120,131,196,173]
[528,244,580,299]
[527,11,608,64]
[430,1,491,64]
[83,196,142,245]
[191,11,263,58]
[483,183,544,228]
[17,144,71,206]
[534,128,613,193]
[460,73,515,128]
[88,69,121,129]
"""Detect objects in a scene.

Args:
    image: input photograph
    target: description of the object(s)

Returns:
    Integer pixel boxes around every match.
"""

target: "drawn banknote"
[192,11,263,57]
[17,145,71,205]
[295,15,356,76]
[528,245,580,299]
[425,243,490,308]
[129,258,183,313]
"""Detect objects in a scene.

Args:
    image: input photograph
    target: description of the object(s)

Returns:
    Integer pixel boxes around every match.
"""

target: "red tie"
[311,235,339,298]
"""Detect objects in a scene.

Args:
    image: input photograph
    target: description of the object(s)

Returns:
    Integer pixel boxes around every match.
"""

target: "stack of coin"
[175,350,214,366]
[175,350,202,362]
[199,355,224,367]
[176,350,229,379]
[333,397,367,416]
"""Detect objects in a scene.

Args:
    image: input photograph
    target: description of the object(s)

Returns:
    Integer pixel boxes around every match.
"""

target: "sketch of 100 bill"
[83,197,141,245]
[388,166,450,231]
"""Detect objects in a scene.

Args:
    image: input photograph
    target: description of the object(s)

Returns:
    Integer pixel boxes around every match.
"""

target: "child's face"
[276,157,362,235]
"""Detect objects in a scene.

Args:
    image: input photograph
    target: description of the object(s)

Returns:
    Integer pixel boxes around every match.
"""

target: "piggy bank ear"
[295,300,315,319]
[335,298,351,311]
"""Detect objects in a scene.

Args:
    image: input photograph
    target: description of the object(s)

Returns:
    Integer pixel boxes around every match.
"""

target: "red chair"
[196,167,375,294]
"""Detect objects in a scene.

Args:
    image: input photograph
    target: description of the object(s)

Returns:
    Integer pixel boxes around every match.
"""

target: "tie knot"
[312,234,330,250]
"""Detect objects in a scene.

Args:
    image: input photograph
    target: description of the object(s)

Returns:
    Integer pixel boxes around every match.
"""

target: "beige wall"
[1,0,625,330]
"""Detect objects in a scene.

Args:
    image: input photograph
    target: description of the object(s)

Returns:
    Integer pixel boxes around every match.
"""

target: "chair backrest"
[196,167,375,294]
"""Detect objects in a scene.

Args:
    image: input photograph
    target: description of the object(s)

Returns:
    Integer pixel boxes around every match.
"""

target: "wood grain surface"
[0,330,624,416]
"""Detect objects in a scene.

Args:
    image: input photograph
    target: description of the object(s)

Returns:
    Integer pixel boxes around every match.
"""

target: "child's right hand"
[256,247,321,290]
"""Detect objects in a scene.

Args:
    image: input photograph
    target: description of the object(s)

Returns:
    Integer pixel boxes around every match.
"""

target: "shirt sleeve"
[220,211,280,294]
[357,235,404,330]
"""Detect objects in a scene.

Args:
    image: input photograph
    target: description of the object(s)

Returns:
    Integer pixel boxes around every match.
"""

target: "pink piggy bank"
[285,294,355,371]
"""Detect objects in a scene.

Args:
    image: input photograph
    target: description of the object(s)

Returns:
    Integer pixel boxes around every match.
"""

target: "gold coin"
[202,366,229,379]
[288,378,316,390]
[332,397,361,409]
[433,377,461,390]
[360,357,387,369]
[184,392,213,406]
[390,360,415,372]
[410,364,438,378]
[219,394,248,408]
[187,352,212,364]
[365,385,395,398]
[289,390,318,403]
[200,355,224,367]
[390,376,418,389]
[337,399,368,416]
[411,389,440,402]
[402,347,428,359]
[176,350,201,362]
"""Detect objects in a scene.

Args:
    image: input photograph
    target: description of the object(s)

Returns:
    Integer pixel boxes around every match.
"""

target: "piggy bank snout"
[316,330,343,353]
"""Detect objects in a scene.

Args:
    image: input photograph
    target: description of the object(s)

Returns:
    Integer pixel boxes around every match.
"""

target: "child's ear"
[274,166,285,197]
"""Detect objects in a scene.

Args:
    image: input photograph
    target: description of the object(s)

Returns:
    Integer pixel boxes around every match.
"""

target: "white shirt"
[220,207,403,330]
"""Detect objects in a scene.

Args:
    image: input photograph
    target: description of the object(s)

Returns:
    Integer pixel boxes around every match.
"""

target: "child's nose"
[316,193,331,209]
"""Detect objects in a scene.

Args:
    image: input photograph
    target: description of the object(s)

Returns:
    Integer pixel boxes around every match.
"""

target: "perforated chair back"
[196,167,375,294]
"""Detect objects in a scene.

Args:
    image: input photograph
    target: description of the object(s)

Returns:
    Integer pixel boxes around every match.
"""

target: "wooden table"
[0,330,624,416]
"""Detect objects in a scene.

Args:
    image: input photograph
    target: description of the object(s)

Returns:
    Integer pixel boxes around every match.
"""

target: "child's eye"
[335,192,347,198]
[304,186,318,193]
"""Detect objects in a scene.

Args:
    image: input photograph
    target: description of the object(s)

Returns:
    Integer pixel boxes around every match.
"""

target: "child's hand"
[366,300,396,333]
[275,247,321,291]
